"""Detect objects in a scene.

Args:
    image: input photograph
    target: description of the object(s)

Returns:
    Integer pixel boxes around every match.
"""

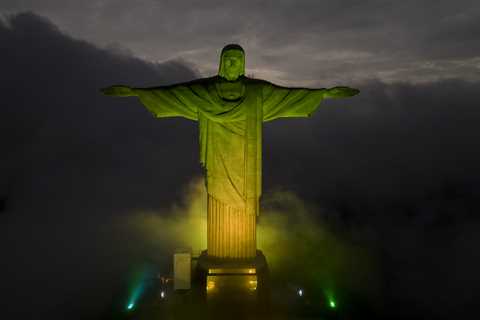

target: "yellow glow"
[206,280,216,291]
[248,279,257,290]
[121,178,207,256]
[206,275,257,292]
[208,268,256,274]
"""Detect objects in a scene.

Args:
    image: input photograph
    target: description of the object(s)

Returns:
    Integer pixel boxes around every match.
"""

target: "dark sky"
[1,0,480,84]
[1,2,480,319]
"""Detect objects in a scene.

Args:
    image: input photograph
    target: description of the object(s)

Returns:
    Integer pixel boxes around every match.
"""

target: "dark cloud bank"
[1,12,479,319]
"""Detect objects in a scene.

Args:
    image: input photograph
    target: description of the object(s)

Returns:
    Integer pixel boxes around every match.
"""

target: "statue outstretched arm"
[323,86,359,99]
[100,84,199,120]
[262,82,326,121]
[262,82,359,122]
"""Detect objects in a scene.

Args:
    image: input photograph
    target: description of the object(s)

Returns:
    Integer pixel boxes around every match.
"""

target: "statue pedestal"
[196,250,270,314]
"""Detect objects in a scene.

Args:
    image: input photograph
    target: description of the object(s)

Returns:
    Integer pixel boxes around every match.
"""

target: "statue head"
[218,44,245,81]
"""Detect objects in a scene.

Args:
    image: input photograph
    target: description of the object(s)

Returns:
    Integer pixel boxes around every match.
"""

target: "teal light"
[126,284,143,311]
[124,264,155,313]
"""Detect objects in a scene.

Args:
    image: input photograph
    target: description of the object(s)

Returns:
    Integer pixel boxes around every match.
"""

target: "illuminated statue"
[101,44,359,259]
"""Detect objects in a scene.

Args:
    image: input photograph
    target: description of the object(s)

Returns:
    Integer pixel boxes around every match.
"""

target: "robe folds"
[134,76,325,218]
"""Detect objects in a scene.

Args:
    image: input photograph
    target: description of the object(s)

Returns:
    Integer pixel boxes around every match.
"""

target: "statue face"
[219,49,244,81]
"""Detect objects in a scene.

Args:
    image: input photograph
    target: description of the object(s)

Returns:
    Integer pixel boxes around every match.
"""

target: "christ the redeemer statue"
[101,44,358,260]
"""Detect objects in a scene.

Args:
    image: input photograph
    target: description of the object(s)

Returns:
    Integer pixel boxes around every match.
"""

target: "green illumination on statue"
[101,44,359,260]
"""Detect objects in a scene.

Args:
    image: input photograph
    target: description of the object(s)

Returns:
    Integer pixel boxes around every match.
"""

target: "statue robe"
[134,75,325,258]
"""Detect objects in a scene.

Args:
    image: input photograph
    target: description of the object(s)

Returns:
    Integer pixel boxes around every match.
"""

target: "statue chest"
[202,79,258,120]
[215,81,246,101]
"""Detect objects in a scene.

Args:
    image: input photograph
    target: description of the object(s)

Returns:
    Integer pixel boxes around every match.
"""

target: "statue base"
[195,250,270,314]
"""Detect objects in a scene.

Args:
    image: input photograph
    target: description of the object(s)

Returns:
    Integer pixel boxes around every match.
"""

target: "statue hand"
[100,85,135,97]
[326,87,360,98]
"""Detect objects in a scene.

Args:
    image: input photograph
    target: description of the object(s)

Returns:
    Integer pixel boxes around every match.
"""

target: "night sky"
[1,1,480,319]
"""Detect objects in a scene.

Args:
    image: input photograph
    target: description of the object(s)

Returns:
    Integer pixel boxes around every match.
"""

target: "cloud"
[1,11,480,319]
[0,12,200,213]
[2,1,480,84]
